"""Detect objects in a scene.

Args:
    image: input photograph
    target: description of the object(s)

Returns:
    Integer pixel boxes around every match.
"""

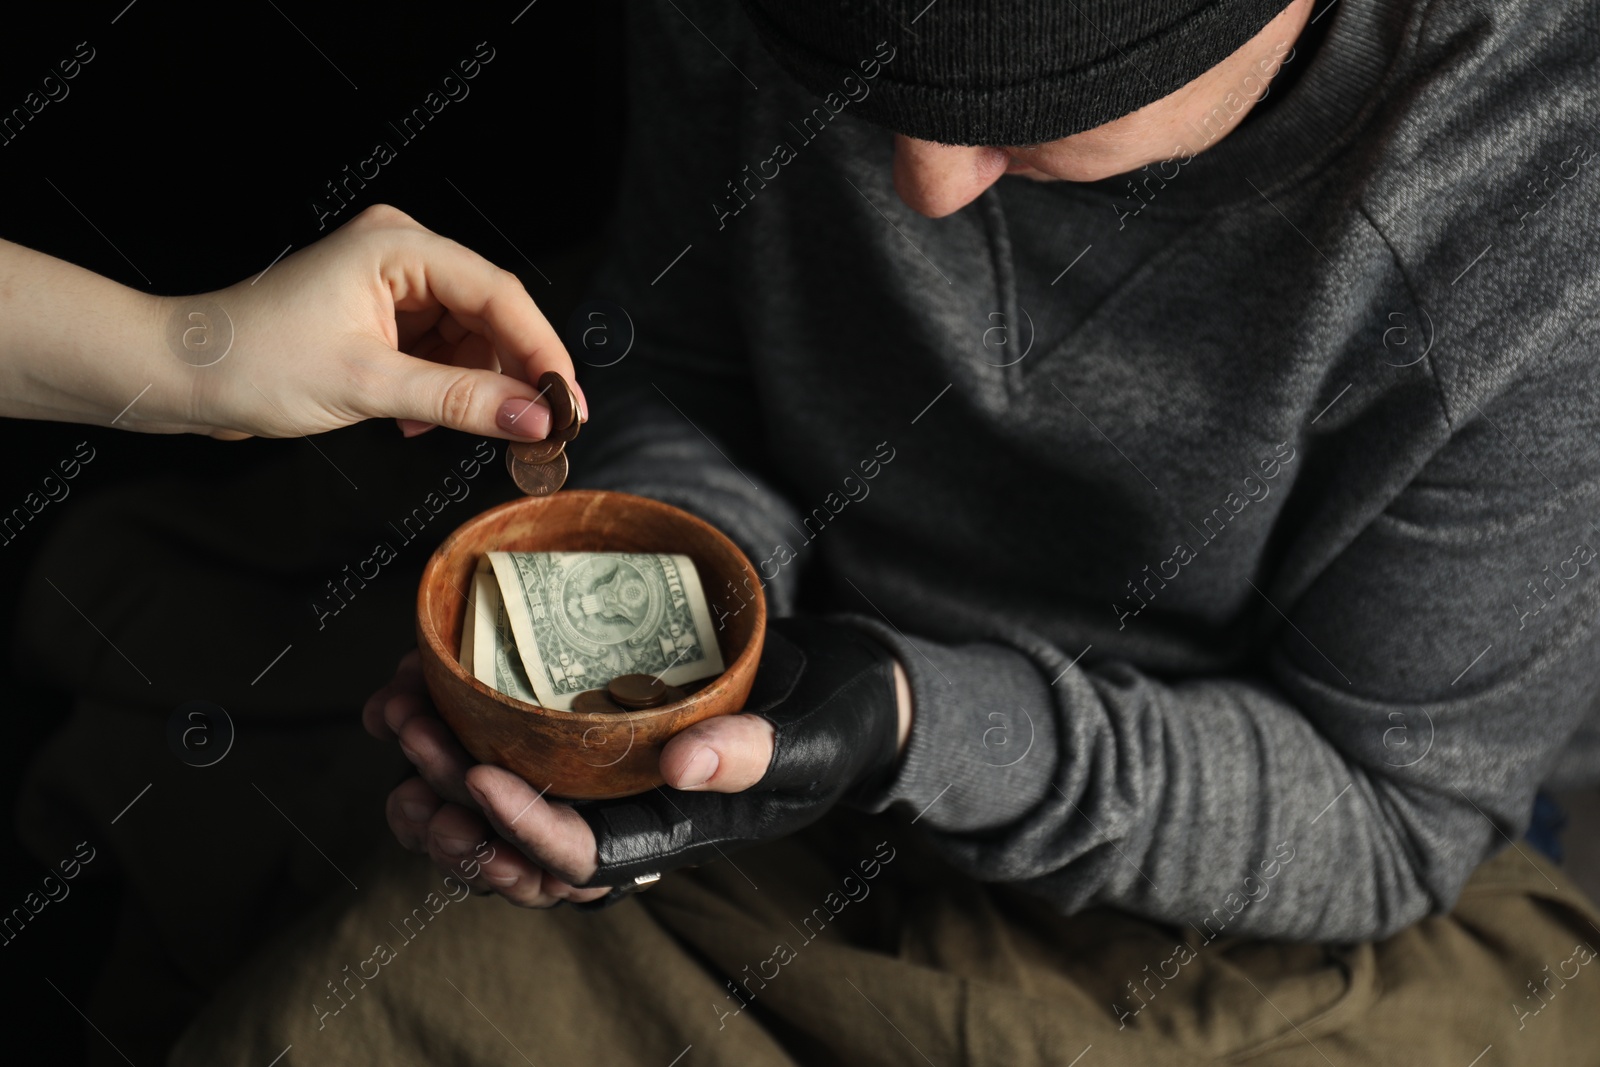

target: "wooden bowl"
[416,490,765,799]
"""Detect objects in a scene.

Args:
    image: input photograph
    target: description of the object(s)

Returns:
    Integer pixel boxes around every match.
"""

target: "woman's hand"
[364,620,911,909]
[0,204,582,439]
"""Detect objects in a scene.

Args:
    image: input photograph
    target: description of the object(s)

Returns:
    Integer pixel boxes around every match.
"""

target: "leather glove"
[567,615,901,908]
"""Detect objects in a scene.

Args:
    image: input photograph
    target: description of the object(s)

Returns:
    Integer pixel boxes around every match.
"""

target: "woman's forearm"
[0,238,183,429]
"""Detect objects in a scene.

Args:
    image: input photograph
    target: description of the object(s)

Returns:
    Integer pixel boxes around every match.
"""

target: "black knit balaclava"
[738,0,1296,146]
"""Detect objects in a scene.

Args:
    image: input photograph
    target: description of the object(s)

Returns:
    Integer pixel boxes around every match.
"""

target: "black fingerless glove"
[567,616,902,908]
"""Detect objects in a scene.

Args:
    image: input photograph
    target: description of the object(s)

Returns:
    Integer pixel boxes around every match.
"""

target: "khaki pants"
[168,805,1600,1067]
[16,439,1600,1065]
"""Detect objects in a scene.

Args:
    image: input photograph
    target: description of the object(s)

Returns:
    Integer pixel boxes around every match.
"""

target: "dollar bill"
[459,563,480,677]
[483,551,724,710]
[463,565,540,705]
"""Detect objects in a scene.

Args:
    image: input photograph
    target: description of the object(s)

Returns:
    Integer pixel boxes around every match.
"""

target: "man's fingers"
[659,713,776,793]
[422,804,511,894]
[382,688,435,738]
[472,839,612,907]
[362,650,429,739]
[397,715,479,809]
[424,802,609,908]
[395,648,425,683]
[387,777,444,853]
[539,874,614,905]
[362,688,394,739]
[464,763,600,885]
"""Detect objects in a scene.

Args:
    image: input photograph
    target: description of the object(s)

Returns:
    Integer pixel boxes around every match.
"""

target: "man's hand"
[363,649,778,906]
[364,619,912,908]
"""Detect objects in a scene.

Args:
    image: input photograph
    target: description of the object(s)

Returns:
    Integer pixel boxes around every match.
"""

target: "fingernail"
[678,746,719,788]
[398,419,434,437]
[464,780,488,809]
[574,380,589,422]
[436,835,475,857]
[497,398,551,438]
[398,742,422,765]
[400,800,433,823]
[486,872,519,888]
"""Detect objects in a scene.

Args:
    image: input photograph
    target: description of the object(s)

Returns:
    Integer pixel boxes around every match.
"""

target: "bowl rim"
[416,489,766,722]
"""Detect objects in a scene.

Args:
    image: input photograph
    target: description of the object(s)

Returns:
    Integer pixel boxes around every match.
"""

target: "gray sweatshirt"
[567,0,1600,941]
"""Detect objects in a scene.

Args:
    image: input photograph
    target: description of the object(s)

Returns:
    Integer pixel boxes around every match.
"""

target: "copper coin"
[508,437,566,465]
[508,449,569,496]
[572,688,624,713]
[538,371,579,432]
[608,673,668,709]
[547,416,581,444]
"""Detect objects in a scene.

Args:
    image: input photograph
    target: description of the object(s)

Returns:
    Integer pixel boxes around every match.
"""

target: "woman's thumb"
[363,344,559,440]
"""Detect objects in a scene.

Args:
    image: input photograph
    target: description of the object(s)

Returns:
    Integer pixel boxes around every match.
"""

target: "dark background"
[0,1,624,1061]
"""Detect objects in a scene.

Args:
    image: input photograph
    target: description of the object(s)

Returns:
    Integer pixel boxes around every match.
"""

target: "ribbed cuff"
[833,615,1063,833]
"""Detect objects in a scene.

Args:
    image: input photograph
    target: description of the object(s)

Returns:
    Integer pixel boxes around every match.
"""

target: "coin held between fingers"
[537,371,580,430]
[504,373,581,497]
[547,418,582,444]
[507,449,570,496]
[509,437,566,465]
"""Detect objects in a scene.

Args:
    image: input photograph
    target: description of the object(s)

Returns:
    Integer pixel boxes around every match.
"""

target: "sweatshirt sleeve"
[848,323,1600,941]
[564,1,807,615]
[568,0,1600,943]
